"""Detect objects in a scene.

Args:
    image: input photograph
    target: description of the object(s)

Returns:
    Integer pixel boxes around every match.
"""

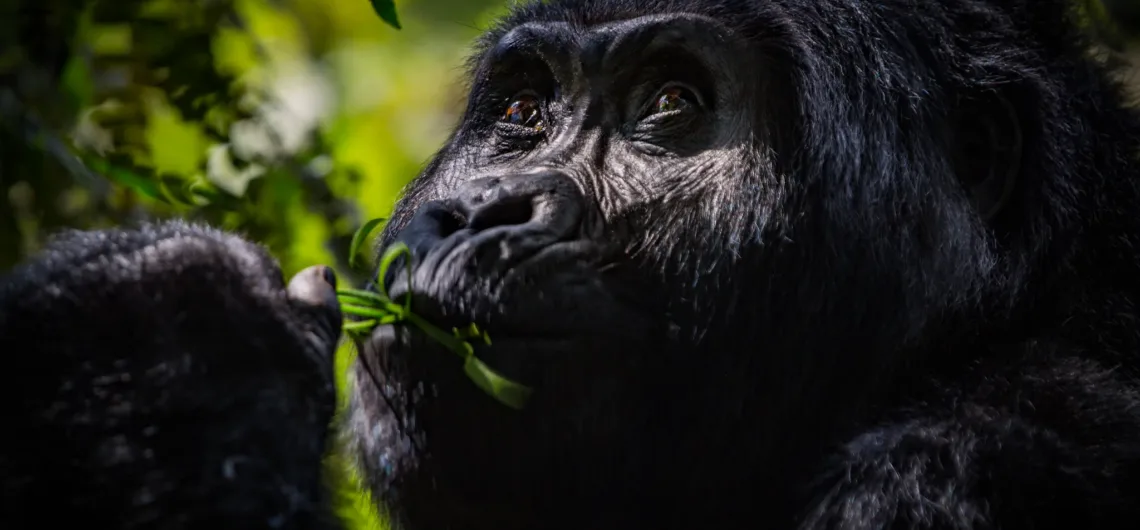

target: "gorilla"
[5,0,1140,528]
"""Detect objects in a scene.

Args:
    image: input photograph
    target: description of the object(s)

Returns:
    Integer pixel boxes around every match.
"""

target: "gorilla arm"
[0,221,344,530]
[798,344,1140,530]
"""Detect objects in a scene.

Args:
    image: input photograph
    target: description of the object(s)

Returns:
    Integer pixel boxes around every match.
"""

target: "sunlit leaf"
[348,217,387,269]
[376,241,411,307]
[87,158,167,203]
[463,355,533,410]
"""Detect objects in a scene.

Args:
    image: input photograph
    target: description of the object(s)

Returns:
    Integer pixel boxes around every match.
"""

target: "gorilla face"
[355,11,766,509]
[350,0,1048,524]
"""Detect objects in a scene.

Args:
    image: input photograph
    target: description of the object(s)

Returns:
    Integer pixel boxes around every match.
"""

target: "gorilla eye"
[655,87,690,113]
[649,85,697,117]
[502,93,545,131]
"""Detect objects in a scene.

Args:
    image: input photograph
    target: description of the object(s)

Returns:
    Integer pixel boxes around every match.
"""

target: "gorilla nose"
[384,170,593,298]
[454,170,586,239]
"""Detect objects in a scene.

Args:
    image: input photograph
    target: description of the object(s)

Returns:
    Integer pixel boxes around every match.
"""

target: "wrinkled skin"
[6,0,1140,529]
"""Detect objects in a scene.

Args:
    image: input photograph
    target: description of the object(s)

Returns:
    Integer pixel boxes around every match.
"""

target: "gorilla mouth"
[350,172,656,412]
[339,243,539,409]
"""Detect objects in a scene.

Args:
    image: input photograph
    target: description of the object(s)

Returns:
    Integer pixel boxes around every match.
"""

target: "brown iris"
[503,94,544,130]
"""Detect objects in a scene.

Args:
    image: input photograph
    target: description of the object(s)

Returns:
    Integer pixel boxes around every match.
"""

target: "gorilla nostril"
[451,171,583,237]
[443,209,467,234]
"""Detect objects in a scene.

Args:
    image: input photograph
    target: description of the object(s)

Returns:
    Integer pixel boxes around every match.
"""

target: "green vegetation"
[2,1,1139,529]
[0,0,508,279]
[1,0,508,528]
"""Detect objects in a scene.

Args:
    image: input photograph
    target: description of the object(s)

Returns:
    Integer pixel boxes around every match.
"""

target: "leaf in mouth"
[338,221,533,409]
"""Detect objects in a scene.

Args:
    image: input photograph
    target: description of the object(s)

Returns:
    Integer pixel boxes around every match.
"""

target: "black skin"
[6,0,1140,529]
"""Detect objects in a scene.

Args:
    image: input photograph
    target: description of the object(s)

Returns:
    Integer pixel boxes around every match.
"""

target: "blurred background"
[0,1,506,528]
[0,0,511,283]
[2,0,1139,528]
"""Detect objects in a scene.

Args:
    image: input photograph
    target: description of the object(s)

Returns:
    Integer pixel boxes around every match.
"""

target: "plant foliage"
[1,0,1138,528]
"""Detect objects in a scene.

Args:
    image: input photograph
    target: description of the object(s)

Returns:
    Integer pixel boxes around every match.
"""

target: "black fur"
[350,0,1140,529]
[0,222,343,529]
[6,0,1140,529]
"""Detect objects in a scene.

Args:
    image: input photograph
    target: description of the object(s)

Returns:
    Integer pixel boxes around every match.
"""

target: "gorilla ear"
[951,91,1024,221]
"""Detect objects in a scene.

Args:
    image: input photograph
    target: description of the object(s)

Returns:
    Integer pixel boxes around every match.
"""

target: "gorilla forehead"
[475,0,1037,105]
[488,14,747,78]
[479,0,956,74]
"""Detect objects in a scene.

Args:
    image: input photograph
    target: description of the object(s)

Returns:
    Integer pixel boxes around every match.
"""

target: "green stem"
[403,311,474,359]
[341,303,397,320]
[343,319,377,331]
[336,288,391,306]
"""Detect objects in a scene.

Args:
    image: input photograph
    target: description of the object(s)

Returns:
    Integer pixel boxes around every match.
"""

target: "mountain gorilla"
[5,0,1140,528]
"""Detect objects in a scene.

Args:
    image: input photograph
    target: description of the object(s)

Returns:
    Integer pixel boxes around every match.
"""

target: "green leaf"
[157,174,197,208]
[348,217,387,269]
[343,319,378,334]
[404,312,534,408]
[87,158,167,203]
[463,355,533,410]
[336,288,391,306]
[341,303,396,320]
[369,0,402,30]
[404,311,472,356]
[376,241,412,309]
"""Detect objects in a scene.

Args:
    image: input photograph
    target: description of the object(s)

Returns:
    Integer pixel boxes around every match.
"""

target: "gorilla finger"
[287,265,343,345]
[288,265,339,311]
